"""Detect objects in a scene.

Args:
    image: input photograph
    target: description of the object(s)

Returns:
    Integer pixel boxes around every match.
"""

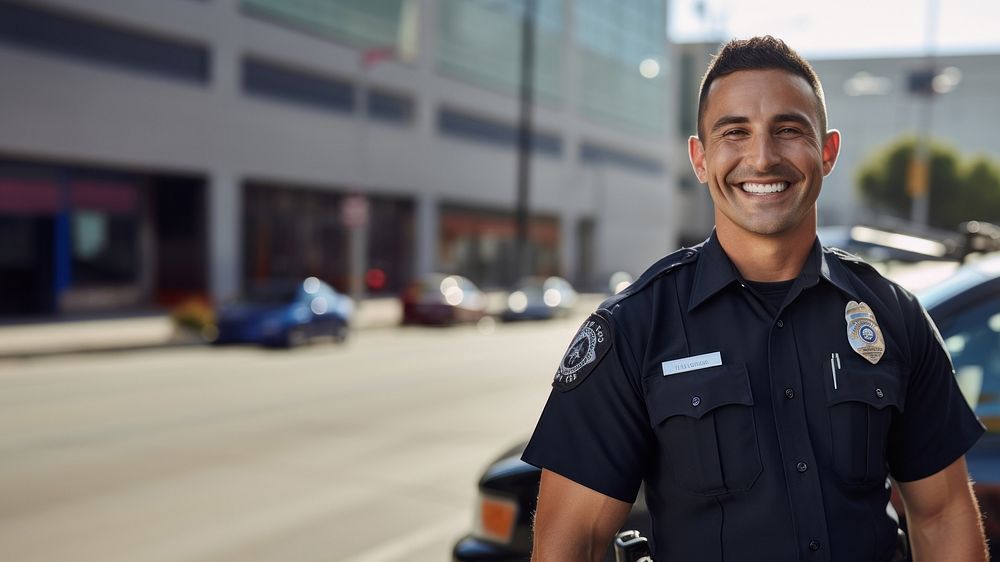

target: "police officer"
[523,36,987,562]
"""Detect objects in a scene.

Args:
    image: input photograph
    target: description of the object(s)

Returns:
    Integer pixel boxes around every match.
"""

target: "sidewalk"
[0,298,404,359]
[0,293,608,359]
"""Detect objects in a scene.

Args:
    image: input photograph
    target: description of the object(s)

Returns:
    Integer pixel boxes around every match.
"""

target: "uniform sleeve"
[887,291,985,482]
[521,311,652,503]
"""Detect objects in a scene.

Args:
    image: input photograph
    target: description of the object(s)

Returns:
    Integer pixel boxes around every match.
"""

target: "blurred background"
[2,0,1000,561]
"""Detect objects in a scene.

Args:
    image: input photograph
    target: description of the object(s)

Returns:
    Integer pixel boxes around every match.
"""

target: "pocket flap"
[646,363,753,424]
[825,355,902,410]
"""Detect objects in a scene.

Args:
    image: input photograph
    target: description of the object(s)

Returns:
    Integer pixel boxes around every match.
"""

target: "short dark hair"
[696,35,827,140]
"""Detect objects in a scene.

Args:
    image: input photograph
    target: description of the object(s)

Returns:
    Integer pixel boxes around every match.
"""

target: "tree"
[856,137,1000,230]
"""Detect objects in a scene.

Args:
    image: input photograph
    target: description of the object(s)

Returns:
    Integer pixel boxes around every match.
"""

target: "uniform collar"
[688,231,862,312]
[687,232,740,311]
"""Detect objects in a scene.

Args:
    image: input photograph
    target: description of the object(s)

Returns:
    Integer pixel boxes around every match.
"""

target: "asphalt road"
[0,312,592,562]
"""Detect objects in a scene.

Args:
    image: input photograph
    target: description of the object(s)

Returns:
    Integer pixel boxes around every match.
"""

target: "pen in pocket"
[830,352,841,390]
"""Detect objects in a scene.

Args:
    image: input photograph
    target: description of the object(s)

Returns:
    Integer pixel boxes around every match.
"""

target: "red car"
[401,274,488,325]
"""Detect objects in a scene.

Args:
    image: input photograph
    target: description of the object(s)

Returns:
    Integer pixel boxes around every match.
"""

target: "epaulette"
[825,246,878,272]
[597,245,702,314]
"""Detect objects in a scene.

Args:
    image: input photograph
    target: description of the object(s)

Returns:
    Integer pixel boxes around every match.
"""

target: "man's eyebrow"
[710,115,749,132]
[710,113,817,133]
[773,113,815,129]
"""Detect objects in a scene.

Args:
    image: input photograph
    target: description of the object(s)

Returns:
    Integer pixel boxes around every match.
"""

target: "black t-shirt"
[523,233,984,562]
[745,278,794,315]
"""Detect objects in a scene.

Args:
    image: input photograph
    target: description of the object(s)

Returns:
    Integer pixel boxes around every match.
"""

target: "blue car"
[213,277,353,348]
[501,277,579,322]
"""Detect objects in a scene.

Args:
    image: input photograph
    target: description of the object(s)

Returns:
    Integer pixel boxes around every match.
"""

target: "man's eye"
[777,127,801,136]
[722,129,747,137]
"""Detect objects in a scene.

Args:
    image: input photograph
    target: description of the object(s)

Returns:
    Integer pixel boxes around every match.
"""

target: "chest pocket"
[824,355,904,485]
[645,363,761,495]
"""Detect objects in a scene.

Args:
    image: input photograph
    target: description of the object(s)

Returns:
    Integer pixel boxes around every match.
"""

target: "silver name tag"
[662,352,722,376]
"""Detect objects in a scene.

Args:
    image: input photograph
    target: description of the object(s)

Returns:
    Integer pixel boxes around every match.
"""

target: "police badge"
[553,312,612,392]
[844,301,885,364]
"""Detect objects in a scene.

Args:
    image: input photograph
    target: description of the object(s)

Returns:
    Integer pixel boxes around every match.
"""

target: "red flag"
[361,46,396,69]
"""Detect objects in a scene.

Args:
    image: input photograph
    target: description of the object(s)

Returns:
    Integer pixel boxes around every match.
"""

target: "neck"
[715,220,816,282]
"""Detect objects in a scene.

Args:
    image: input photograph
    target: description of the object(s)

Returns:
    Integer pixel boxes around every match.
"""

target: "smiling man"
[523,36,986,562]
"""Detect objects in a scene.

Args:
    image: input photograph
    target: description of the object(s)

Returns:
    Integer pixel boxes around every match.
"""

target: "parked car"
[212,277,352,348]
[401,273,488,325]
[817,220,1000,265]
[453,254,1000,562]
[501,276,579,322]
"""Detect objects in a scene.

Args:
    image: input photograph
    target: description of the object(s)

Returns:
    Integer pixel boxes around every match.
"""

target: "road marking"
[338,513,468,562]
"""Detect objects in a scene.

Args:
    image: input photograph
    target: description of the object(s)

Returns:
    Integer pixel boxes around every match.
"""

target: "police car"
[453,249,1000,562]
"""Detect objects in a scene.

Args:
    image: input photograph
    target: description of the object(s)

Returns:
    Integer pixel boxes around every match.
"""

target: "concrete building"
[0,0,683,317]
[16,2,992,320]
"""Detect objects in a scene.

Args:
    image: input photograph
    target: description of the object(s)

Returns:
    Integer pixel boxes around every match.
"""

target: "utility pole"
[513,0,536,286]
[908,0,939,227]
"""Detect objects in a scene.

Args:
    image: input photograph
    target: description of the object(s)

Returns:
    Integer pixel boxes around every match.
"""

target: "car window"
[936,298,1000,430]
[242,285,298,304]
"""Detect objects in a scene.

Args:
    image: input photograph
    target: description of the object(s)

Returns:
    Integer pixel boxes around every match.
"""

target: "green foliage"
[856,137,1000,229]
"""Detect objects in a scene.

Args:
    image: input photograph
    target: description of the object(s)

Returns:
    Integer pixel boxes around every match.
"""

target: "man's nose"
[747,134,781,171]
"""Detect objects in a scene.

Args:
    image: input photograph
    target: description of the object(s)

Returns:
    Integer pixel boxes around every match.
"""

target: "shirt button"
[796,461,808,473]
[784,388,795,399]
[691,396,702,407]
[876,388,884,399]
[776,319,784,328]
[808,540,821,551]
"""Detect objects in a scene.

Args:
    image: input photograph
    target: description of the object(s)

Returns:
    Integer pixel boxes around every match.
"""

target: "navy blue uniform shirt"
[523,233,984,562]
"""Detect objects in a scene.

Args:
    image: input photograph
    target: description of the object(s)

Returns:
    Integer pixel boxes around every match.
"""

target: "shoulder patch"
[553,312,613,392]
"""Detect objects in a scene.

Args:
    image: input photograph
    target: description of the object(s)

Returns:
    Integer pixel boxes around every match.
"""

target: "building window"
[71,212,138,285]
[244,183,349,291]
[68,179,141,286]
[579,142,664,175]
[0,1,209,84]
[437,0,565,101]
[242,57,355,113]
[242,0,406,50]
[576,0,667,131]
[438,108,562,157]
[243,183,414,295]
[367,89,415,124]
[439,205,560,288]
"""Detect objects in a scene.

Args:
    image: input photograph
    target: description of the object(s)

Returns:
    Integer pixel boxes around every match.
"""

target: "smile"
[741,182,788,194]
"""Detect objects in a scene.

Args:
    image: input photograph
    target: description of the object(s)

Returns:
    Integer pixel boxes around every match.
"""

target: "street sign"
[342,195,369,228]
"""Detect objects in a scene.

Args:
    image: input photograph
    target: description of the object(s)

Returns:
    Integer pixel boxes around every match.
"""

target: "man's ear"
[688,136,707,183]
[822,129,841,176]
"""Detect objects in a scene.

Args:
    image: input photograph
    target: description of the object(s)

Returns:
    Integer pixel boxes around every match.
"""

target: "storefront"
[439,205,560,289]
[243,182,414,296]
[0,159,206,317]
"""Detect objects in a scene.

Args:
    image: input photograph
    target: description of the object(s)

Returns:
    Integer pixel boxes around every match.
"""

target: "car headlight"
[508,291,528,313]
[543,288,562,307]
[472,492,518,545]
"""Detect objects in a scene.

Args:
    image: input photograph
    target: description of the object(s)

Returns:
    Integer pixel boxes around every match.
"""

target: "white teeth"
[741,182,788,194]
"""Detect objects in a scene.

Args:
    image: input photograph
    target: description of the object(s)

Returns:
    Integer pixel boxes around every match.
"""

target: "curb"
[0,294,608,360]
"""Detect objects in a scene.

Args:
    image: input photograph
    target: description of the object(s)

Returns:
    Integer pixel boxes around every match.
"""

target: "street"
[0,314,589,562]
